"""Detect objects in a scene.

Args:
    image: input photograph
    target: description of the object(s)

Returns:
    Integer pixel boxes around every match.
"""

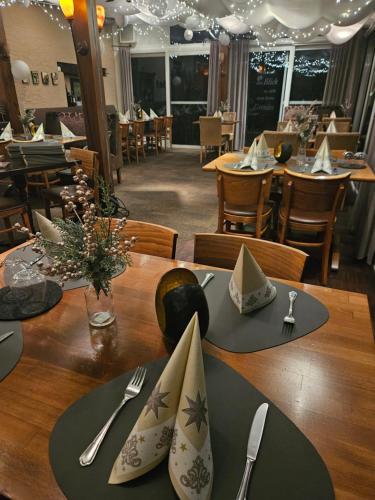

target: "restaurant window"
[131,56,166,116]
[170,54,209,145]
[246,51,289,144]
[290,49,331,102]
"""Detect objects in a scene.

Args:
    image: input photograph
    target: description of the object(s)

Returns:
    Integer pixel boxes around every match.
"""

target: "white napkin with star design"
[311,136,333,174]
[60,121,76,138]
[0,122,12,141]
[326,120,337,133]
[142,109,150,121]
[32,123,45,141]
[256,133,269,158]
[149,109,158,119]
[283,120,295,132]
[229,244,277,314]
[118,112,129,124]
[240,138,258,169]
[109,313,213,499]
[330,110,336,118]
[34,211,62,243]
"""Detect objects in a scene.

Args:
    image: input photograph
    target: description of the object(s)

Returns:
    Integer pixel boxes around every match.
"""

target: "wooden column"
[0,11,22,132]
[70,0,111,185]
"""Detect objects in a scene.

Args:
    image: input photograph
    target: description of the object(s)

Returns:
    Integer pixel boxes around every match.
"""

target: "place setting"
[50,313,334,500]
[225,135,282,172]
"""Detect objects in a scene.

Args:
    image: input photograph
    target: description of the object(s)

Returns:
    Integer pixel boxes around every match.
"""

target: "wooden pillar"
[0,11,22,132]
[70,0,111,185]
[219,45,229,103]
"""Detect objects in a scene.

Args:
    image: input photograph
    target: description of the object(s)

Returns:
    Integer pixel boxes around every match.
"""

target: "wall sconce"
[59,0,74,21]
[96,5,105,32]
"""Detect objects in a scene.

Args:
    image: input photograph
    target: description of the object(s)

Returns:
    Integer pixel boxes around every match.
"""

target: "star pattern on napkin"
[144,382,169,418]
[182,391,208,432]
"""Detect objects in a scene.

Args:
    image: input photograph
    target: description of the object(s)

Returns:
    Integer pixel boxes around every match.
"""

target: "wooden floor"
[1,149,374,330]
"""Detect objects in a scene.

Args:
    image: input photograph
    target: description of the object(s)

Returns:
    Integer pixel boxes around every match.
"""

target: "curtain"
[323,30,367,115]
[350,105,375,265]
[228,39,250,150]
[207,41,220,115]
[119,47,134,113]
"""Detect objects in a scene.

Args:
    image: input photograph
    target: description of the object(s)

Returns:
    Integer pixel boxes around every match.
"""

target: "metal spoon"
[200,272,215,289]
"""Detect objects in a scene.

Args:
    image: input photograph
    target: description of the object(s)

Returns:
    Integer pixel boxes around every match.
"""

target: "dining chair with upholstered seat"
[129,120,146,163]
[262,131,300,155]
[42,148,99,220]
[216,165,274,238]
[110,119,123,184]
[200,117,228,163]
[278,168,350,285]
[314,132,359,152]
[145,117,164,156]
[222,111,237,152]
[194,232,308,281]
[0,197,31,244]
[98,218,178,259]
[161,116,173,151]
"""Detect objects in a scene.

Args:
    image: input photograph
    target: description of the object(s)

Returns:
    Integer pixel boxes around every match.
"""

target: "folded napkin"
[34,211,62,243]
[257,133,269,158]
[124,110,130,120]
[149,108,158,119]
[109,313,213,499]
[60,121,76,138]
[330,110,336,118]
[239,138,258,170]
[118,112,129,124]
[142,109,150,121]
[0,122,12,141]
[311,136,332,174]
[229,244,277,314]
[32,123,45,142]
[283,120,295,132]
[326,120,337,133]
[213,110,222,118]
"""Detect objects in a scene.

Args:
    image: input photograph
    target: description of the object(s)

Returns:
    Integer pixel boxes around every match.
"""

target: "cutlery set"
[0,330,14,343]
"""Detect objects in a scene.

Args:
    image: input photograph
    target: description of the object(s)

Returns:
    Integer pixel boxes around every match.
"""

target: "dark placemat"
[224,160,282,171]
[288,163,349,176]
[0,280,62,320]
[4,245,126,291]
[194,270,329,353]
[0,321,23,381]
[49,355,334,500]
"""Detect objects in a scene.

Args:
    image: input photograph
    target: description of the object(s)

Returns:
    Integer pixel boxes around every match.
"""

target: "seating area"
[0,2,374,499]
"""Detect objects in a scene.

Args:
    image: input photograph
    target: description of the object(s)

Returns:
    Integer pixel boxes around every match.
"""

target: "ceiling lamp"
[218,15,250,35]
[96,5,105,32]
[326,17,368,44]
[59,0,74,21]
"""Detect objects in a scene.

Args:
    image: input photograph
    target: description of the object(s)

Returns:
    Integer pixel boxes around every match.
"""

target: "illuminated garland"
[249,51,330,76]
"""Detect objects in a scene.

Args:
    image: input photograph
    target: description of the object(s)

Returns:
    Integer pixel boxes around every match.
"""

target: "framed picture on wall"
[51,72,58,85]
[41,72,49,85]
[31,71,39,85]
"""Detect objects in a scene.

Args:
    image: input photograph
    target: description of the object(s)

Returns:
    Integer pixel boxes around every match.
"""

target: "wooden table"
[202,152,375,183]
[0,250,374,499]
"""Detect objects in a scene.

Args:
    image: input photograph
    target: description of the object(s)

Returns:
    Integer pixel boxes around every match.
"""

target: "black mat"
[288,164,349,176]
[49,355,334,500]
[4,245,126,291]
[193,270,329,353]
[0,321,23,381]
[0,280,62,320]
[224,160,283,171]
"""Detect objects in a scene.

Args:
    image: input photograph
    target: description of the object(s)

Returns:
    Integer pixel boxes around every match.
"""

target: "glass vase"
[84,283,115,328]
[297,145,307,168]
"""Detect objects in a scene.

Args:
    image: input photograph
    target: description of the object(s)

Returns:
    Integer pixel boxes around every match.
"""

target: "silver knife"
[236,403,269,500]
[0,331,14,343]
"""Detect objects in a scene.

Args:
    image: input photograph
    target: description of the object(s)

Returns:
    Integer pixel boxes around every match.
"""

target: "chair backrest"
[276,121,296,132]
[200,117,223,146]
[112,219,178,259]
[194,233,308,282]
[164,116,173,131]
[132,120,145,138]
[263,131,300,155]
[319,119,351,132]
[322,117,352,124]
[315,132,359,152]
[153,117,164,135]
[306,148,346,159]
[216,165,273,208]
[120,123,129,141]
[70,147,99,180]
[281,168,351,218]
[0,139,11,158]
[222,111,236,135]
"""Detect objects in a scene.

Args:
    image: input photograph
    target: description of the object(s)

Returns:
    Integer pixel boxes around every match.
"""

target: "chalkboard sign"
[246,52,287,144]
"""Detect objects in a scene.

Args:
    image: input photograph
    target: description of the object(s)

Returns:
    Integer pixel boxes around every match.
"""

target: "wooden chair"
[145,117,164,156]
[276,121,296,132]
[222,111,236,152]
[216,165,273,238]
[194,233,308,282]
[162,115,173,151]
[0,197,31,243]
[200,117,228,163]
[98,218,178,259]
[263,131,300,155]
[42,148,99,220]
[306,149,347,159]
[0,140,12,187]
[120,123,131,164]
[322,117,352,131]
[129,120,146,164]
[314,132,359,152]
[278,168,350,285]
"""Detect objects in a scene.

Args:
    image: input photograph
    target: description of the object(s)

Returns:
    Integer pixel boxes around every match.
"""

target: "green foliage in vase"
[19,108,36,126]
[16,171,134,297]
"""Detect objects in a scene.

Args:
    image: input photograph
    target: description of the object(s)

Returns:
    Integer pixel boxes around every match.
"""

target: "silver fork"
[79,366,147,466]
[283,291,298,325]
